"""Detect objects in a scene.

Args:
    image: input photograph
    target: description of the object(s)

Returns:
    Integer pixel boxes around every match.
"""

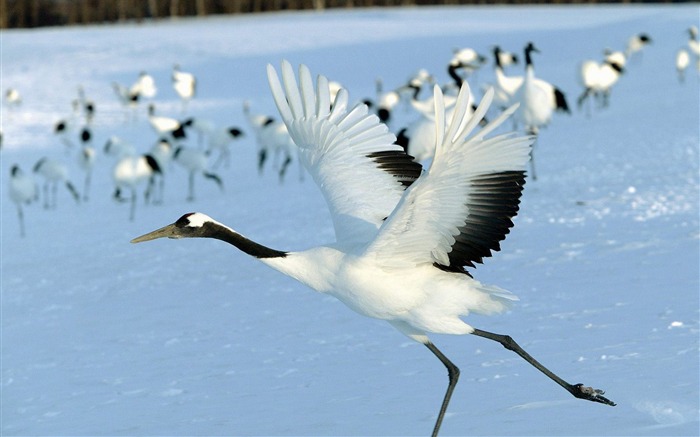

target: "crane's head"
[131,212,213,243]
[525,42,539,54]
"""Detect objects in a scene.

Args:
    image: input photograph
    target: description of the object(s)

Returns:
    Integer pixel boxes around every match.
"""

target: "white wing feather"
[365,82,533,270]
[267,61,422,246]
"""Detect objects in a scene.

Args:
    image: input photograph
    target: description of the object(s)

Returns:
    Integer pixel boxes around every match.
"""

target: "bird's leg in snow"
[471,328,616,406]
[187,171,195,202]
[129,188,136,222]
[425,342,460,437]
[528,138,538,181]
[16,204,25,238]
[278,155,292,184]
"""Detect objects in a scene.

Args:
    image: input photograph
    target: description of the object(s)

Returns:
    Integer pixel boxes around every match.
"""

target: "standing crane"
[132,61,615,436]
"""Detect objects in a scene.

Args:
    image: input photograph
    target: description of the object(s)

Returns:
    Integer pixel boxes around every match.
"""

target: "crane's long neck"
[201,221,287,259]
[524,46,534,68]
[447,63,463,87]
[493,47,504,71]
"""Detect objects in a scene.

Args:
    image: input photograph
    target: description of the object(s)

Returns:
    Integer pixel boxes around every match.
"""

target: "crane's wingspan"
[365,83,534,274]
[267,61,422,245]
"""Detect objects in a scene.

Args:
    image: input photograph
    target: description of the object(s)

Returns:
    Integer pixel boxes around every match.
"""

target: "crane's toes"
[572,383,616,406]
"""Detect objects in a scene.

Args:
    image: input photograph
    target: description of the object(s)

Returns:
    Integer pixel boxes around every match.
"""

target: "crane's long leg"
[425,342,460,437]
[528,135,538,181]
[16,204,25,238]
[471,328,616,406]
[187,171,195,201]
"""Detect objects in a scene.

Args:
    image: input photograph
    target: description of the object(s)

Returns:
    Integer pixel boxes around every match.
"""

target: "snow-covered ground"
[2,5,698,436]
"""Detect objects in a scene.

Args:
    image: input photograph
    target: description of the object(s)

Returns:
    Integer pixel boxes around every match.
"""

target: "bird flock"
[5,63,250,232]
[5,26,697,238]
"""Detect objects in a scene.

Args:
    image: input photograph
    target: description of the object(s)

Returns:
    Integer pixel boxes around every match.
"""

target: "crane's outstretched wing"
[365,82,534,274]
[267,61,422,245]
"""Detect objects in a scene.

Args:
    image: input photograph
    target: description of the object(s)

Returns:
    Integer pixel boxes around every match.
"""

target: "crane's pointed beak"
[131,223,179,243]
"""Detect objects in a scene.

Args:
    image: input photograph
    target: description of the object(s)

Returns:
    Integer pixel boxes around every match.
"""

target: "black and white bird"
[148,104,187,141]
[112,81,141,121]
[172,144,224,202]
[449,47,488,79]
[130,71,158,100]
[489,44,569,122]
[577,49,626,112]
[513,43,553,133]
[512,42,565,180]
[105,136,162,221]
[625,32,652,60]
[243,100,299,182]
[33,157,80,209]
[9,164,37,237]
[132,61,615,436]
[488,45,525,110]
[200,123,245,169]
[172,64,196,111]
[371,71,432,125]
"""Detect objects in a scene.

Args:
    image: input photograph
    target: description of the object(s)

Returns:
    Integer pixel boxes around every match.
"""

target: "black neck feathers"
[201,221,287,259]
[447,64,463,87]
[493,46,503,69]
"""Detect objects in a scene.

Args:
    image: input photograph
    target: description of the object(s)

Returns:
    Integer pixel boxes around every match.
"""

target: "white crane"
[148,104,187,142]
[33,157,80,209]
[206,125,245,169]
[172,144,224,202]
[9,164,37,237]
[112,81,140,121]
[181,117,246,168]
[512,42,557,180]
[676,48,690,83]
[104,136,163,221]
[148,138,173,204]
[625,32,652,60]
[486,45,569,121]
[130,71,157,100]
[242,100,299,182]
[577,49,626,112]
[132,61,615,436]
[449,47,487,78]
[488,45,524,110]
[172,64,196,111]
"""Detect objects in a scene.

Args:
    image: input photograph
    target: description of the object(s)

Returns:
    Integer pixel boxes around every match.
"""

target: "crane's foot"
[571,383,616,406]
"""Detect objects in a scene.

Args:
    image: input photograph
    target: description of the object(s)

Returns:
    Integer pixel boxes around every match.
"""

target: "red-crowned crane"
[132,61,615,436]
